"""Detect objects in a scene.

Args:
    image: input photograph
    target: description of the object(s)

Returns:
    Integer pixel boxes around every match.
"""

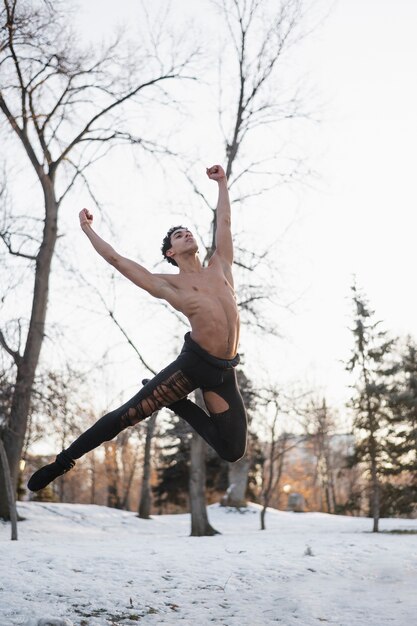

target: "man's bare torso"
[79,166,238,359]
[161,255,239,359]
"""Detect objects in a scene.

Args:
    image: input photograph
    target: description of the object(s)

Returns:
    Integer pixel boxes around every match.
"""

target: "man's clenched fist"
[206,165,226,181]
[79,208,93,228]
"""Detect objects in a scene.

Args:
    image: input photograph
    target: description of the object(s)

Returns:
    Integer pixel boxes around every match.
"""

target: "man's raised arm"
[79,209,170,299]
[206,165,233,265]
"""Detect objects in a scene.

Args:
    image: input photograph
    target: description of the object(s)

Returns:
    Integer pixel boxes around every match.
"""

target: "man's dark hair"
[161,225,188,267]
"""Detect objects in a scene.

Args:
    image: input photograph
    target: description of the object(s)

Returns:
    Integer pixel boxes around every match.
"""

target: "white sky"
[3,0,417,438]
[286,0,417,411]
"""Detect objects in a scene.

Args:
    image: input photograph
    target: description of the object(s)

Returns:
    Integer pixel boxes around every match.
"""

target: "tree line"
[0,0,313,536]
[3,280,416,535]
[3,1,414,536]
[347,283,417,531]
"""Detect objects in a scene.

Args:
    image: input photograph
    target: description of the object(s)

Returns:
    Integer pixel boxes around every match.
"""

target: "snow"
[1,503,417,626]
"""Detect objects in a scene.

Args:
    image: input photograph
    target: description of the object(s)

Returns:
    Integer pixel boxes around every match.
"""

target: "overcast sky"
[72,0,417,417]
[4,0,417,441]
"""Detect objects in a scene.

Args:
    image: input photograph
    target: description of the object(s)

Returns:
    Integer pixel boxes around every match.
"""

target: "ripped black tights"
[65,333,247,463]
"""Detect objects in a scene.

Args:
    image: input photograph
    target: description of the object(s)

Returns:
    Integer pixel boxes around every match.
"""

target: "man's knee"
[220,449,246,463]
[218,438,247,463]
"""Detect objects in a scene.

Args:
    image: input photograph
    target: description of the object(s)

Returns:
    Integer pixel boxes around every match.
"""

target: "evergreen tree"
[346,283,396,531]
[382,337,417,515]
[153,416,191,513]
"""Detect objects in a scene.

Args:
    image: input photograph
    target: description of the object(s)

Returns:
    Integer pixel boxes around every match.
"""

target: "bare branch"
[4,0,28,127]
[238,294,269,308]
[52,71,196,171]
[27,87,52,165]
[57,150,111,205]
[0,329,22,366]
[76,273,158,376]
[0,230,37,260]
[181,169,213,211]
[0,93,42,176]
[107,311,157,376]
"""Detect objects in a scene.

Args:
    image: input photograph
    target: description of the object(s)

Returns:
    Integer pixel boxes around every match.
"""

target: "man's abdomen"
[187,298,240,359]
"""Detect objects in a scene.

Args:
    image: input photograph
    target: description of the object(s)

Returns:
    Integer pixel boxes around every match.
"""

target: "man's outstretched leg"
[28,367,195,492]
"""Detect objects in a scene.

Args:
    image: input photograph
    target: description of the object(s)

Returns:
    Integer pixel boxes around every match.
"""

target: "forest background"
[1,0,417,529]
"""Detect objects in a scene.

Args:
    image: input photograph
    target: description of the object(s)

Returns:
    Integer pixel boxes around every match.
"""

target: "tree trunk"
[120,435,138,510]
[0,439,18,538]
[0,180,58,519]
[138,412,157,519]
[105,442,121,509]
[260,490,269,531]
[221,456,250,507]
[58,475,65,503]
[260,505,266,531]
[188,390,219,536]
[90,451,96,505]
[324,443,337,514]
[189,430,219,536]
[370,455,380,533]
[260,421,279,531]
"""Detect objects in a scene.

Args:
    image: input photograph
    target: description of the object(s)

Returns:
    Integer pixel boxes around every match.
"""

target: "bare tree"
[0,0,198,518]
[301,397,338,513]
[209,0,311,244]
[89,450,96,505]
[29,367,88,502]
[184,0,314,518]
[260,393,281,529]
[137,412,157,519]
[96,297,160,519]
[257,383,314,527]
[259,388,295,529]
[189,389,220,536]
[0,439,17,539]
[103,429,143,511]
[104,441,121,508]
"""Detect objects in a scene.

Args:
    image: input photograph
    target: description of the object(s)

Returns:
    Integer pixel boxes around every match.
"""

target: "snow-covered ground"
[1,503,416,626]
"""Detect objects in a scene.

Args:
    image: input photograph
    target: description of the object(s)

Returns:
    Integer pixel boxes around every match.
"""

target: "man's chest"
[179,269,232,296]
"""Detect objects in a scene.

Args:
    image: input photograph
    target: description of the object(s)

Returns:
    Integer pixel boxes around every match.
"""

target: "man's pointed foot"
[27,451,75,492]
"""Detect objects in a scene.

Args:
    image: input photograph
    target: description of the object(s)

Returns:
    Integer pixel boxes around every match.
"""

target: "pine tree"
[382,337,417,515]
[153,416,191,513]
[346,283,396,531]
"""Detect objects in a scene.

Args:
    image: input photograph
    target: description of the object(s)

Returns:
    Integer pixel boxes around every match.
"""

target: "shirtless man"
[27,165,247,492]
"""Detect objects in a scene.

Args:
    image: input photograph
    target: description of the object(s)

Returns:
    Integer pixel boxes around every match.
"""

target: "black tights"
[65,334,247,463]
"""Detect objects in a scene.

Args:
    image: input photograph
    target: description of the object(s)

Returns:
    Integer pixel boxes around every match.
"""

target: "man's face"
[167,228,198,261]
